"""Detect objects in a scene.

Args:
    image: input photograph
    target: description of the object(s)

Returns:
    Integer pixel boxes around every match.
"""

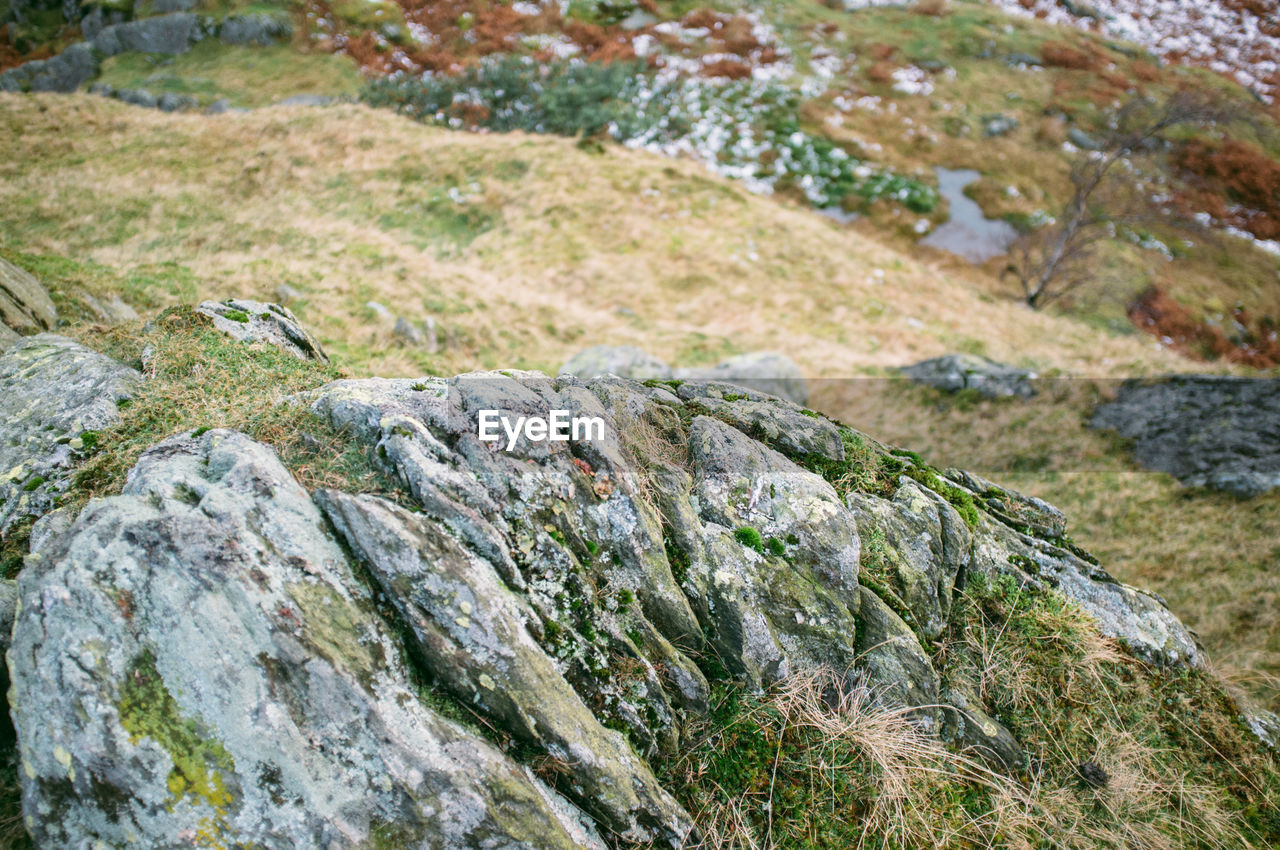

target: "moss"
[765,536,786,557]
[733,526,765,554]
[117,648,237,815]
[223,309,251,323]
[20,476,45,492]
[904,466,980,529]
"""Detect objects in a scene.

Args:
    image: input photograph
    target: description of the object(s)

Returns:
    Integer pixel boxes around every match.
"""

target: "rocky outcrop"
[902,353,1037,399]
[196,299,329,363]
[1091,374,1280,497]
[0,257,57,334]
[10,430,605,848]
[1,331,1218,845]
[0,334,139,534]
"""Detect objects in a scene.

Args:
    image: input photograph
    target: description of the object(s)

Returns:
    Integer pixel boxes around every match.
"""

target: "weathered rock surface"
[0,335,139,534]
[0,257,57,334]
[676,351,809,405]
[197,299,329,362]
[9,429,603,848]
[318,491,692,846]
[1090,374,1280,497]
[560,344,672,380]
[902,353,1037,399]
[0,42,98,93]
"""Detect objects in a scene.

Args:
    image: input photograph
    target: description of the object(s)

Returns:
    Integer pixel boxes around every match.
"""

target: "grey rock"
[848,477,971,640]
[560,344,672,381]
[675,380,844,460]
[319,491,693,847]
[0,335,139,534]
[855,586,940,716]
[117,87,158,108]
[981,113,1019,138]
[157,91,195,112]
[675,351,809,405]
[88,81,115,96]
[1006,52,1042,67]
[274,283,301,303]
[0,324,19,354]
[968,505,1200,666]
[205,97,231,114]
[902,353,1037,399]
[394,315,424,345]
[9,429,604,848]
[366,299,391,318]
[0,579,16,655]
[0,256,56,334]
[152,0,197,11]
[1067,127,1101,150]
[196,299,329,363]
[940,683,1024,771]
[81,291,139,324]
[1091,375,1280,497]
[273,93,334,107]
[24,42,98,93]
[219,13,291,45]
[93,12,201,56]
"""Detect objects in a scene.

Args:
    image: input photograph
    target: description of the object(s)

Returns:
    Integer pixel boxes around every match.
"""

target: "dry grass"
[0,93,1200,384]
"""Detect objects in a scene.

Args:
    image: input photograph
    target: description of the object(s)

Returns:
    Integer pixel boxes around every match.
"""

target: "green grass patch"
[95,42,362,109]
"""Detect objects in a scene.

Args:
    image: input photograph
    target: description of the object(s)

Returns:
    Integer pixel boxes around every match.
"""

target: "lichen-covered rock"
[308,373,709,756]
[0,257,56,334]
[854,586,940,716]
[92,12,203,56]
[901,353,1036,399]
[318,491,692,847]
[197,299,329,362]
[939,682,1024,771]
[848,478,971,640]
[560,344,672,380]
[0,335,139,534]
[9,429,603,848]
[675,380,843,460]
[967,505,1199,666]
[0,42,99,93]
[676,351,809,405]
[218,12,291,44]
[1090,374,1280,497]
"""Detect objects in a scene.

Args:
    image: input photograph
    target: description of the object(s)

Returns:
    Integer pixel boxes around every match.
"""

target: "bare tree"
[1004,91,1243,309]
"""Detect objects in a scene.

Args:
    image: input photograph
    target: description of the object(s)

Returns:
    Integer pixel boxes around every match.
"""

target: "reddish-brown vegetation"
[1175,139,1280,241]
[1129,285,1280,367]
[1042,41,1100,71]
[866,60,897,84]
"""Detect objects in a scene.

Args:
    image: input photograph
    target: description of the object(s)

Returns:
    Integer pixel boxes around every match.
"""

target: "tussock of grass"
[66,307,404,510]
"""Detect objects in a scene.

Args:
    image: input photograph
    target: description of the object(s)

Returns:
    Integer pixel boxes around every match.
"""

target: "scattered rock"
[218,12,290,44]
[1006,52,1042,66]
[205,97,232,114]
[92,12,202,56]
[1067,127,1101,150]
[157,91,197,112]
[1090,375,1280,497]
[273,93,335,107]
[274,283,301,303]
[393,315,424,345]
[10,429,604,848]
[901,353,1037,399]
[0,256,57,334]
[675,351,809,405]
[366,300,391,318]
[981,113,1019,138]
[560,344,672,380]
[196,299,329,363]
[80,292,139,324]
[0,42,98,93]
[116,87,159,109]
[0,335,140,534]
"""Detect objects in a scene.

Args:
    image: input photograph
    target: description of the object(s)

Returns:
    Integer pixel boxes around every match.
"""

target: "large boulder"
[92,12,202,56]
[197,299,329,363]
[901,353,1037,399]
[559,344,672,380]
[676,351,809,405]
[0,335,139,535]
[1090,374,1280,497]
[0,257,56,334]
[9,429,604,848]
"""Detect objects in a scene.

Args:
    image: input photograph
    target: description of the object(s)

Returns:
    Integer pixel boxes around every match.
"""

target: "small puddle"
[920,167,1018,263]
